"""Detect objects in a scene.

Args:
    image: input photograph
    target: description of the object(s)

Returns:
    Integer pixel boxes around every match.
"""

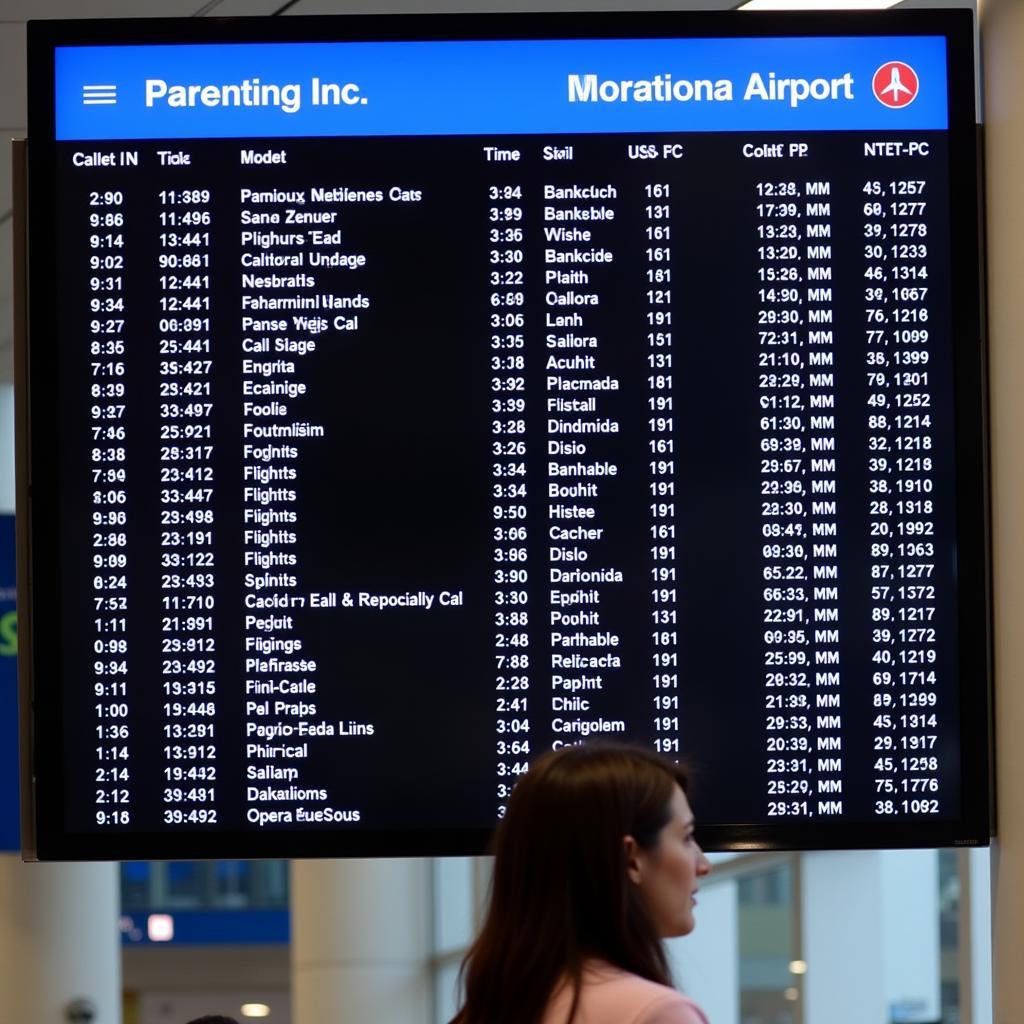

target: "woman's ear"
[623,834,643,885]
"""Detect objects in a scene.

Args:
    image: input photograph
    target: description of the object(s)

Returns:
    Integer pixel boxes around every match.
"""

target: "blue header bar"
[55,35,948,141]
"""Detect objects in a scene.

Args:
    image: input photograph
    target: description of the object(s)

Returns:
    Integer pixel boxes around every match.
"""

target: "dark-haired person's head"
[453,743,710,1024]
[184,1016,239,1024]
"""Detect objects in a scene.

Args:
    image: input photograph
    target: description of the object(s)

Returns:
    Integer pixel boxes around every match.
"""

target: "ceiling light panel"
[738,1,902,10]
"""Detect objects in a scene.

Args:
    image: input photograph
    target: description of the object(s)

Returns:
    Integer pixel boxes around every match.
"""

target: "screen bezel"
[22,8,990,860]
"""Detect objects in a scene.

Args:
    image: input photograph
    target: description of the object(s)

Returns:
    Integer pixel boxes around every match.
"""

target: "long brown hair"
[451,743,690,1024]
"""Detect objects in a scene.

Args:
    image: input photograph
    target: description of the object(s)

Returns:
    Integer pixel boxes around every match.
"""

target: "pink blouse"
[540,961,710,1024]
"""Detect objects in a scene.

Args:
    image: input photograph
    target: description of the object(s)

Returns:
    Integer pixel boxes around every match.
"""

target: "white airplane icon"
[880,66,914,100]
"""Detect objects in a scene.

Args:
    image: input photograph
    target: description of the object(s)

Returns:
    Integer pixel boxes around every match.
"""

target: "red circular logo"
[872,62,919,109]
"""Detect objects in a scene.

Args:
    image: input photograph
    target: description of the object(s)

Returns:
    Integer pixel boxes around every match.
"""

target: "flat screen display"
[21,11,990,859]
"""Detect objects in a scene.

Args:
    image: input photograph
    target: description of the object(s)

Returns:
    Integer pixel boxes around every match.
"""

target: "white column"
[979,1,1024,1021]
[1,360,121,1022]
[802,851,885,1024]
[666,875,738,1024]
[878,851,940,1022]
[0,855,121,1024]
[969,848,993,1024]
[290,857,433,1024]
[432,856,479,1023]
[801,850,939,1024]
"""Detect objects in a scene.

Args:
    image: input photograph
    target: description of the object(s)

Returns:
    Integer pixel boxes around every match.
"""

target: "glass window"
[425,847,994,1024]
[738,862,798,1024]
[120,859,289,910]
[166,861,203,907]
[120,860,151,908]
[938,848,960,1024]
[212,860,253,906]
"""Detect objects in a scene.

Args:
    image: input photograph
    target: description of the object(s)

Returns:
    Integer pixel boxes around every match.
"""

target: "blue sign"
[55,35,948,140]
[120,908,289,945]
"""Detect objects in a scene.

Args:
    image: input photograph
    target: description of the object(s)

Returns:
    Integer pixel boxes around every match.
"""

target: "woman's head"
[625,779,709,938]
[492,743,709,947]
[453,743,709,1024]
